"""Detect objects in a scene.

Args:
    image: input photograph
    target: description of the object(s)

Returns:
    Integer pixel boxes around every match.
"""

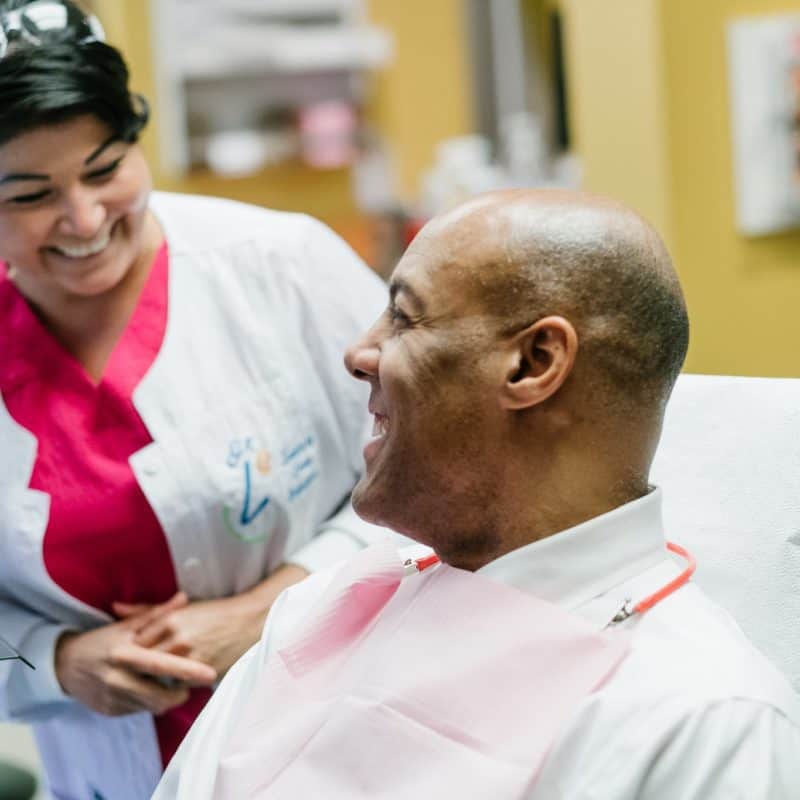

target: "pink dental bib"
[214,543,630,798]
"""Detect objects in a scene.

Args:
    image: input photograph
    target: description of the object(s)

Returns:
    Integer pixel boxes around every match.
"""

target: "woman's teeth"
[54,229,111,258]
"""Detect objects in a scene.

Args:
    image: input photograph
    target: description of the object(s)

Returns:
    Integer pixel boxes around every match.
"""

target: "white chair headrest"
[652,373,800,690]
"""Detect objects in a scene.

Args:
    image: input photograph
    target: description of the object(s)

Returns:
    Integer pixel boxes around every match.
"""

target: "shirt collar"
[477,488,667,617]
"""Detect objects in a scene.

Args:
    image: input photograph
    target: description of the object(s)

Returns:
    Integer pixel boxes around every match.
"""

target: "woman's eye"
[86,156,123,180]
[7,189,51,205]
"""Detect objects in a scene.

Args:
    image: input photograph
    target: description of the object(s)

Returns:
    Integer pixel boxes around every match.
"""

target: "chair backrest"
[651,374,800,691]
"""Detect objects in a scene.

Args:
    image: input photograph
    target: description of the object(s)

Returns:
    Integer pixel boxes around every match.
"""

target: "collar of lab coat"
[477,488,671,627]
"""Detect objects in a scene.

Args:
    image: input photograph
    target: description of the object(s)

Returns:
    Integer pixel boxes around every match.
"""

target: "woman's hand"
[113,563,310,677]
[55,600,218,717]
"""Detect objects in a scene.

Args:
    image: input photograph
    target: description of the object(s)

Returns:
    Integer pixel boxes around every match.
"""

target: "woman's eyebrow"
[0,136,125,185]
[0,172,49,185]
[85,135,122,165]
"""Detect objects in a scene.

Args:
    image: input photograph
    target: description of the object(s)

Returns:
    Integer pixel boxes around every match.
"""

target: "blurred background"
[83,0,800,378]
[79,0,800,379]
[3,2,800,794]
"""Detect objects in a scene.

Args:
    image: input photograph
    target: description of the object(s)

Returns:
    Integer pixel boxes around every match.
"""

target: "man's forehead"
[390,239,477,304]
[389,193,599,305]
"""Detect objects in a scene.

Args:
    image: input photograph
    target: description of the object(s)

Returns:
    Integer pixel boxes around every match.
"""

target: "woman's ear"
[500,316,578,410]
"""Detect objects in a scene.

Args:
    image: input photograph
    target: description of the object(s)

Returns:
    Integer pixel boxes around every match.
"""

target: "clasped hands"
[55,563,308,717]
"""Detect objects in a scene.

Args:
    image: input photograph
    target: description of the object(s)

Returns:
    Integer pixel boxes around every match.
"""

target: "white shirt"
[156,489,800,799]
[481,490,800,799]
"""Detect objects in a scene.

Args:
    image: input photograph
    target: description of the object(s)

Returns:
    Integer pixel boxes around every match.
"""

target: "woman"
[0,2,388,797]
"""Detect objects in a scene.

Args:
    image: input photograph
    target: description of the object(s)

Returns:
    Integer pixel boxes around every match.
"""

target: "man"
[155,191,800,799]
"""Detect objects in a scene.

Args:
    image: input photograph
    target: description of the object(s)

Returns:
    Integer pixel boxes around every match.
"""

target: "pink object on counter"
[298,100,357,169]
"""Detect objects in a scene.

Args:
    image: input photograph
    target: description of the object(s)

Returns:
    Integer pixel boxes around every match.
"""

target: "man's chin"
[352,480,401,531]
[352,485,432,546]
[350,479,375,522]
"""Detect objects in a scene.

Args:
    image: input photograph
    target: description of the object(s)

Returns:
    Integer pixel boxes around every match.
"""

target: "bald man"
[155,192,800,800]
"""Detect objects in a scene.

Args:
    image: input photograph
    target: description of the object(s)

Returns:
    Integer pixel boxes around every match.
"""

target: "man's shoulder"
[535,682,800,798]
[624,583,799,716]
[532,584,800,798]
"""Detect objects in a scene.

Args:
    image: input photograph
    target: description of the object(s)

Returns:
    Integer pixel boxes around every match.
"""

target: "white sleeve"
[281,217,401,572]
[0,597,74,721]
[290,214,387,471]
[535,699,800,800]
[634,701,800,799]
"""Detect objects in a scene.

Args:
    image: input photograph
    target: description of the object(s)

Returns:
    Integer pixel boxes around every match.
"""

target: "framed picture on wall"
[727,14,800,236]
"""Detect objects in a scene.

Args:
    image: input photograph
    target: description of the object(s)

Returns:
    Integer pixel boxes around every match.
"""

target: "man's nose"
[344,326,381,381]
[59,187,106,239]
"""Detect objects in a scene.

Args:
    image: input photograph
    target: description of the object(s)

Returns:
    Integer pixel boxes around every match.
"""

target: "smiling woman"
[0,3,390,799]
[0,0,156,378]
[0,117,159,374]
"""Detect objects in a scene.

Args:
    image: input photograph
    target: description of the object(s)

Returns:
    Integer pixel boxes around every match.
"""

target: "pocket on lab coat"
[264,695,534,799]
[133,382,320,595]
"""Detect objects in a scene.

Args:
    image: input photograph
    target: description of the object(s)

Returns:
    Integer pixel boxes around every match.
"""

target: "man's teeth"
[55,230,111,258]
[372,415,389,437]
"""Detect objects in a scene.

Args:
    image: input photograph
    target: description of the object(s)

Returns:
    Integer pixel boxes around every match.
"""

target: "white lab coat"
[157,489,800,799]
[0,192,390,800]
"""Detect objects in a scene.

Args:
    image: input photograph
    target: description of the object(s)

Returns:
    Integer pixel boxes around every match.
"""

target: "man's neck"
[441,479,650,572]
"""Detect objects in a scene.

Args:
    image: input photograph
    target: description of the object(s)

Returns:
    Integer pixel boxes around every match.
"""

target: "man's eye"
[389,306,411,326]
[7,189,51,205]
[86,156,123,180]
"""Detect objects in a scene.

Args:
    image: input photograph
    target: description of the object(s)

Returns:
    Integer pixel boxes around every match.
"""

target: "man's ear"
[500,316,578,410]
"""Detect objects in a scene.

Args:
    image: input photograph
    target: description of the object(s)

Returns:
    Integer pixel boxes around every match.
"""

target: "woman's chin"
[57,269,125,298]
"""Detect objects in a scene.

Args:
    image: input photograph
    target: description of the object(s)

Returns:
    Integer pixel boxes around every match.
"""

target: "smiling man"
[155,191,800,800]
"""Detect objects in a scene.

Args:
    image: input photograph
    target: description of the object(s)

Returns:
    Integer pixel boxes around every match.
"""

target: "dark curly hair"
[0,0,149,145]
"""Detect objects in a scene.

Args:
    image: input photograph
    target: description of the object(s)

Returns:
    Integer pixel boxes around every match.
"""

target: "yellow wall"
[366,0,474,200]
[559,0,674,248]
[561,0,800,376]
[95,1,800,375]
[661,0,800,377]
[92,0,473,222]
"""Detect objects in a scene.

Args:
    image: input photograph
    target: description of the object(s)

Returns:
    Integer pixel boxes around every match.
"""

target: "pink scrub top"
[0,244,210,766]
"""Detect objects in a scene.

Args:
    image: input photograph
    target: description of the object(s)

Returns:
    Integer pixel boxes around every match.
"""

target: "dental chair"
[652,373,800,691]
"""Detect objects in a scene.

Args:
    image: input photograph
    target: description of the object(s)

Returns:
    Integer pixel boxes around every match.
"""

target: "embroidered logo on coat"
[222,434,318,542]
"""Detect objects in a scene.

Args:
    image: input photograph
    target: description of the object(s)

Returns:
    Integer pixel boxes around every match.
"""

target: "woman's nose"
[59,188,106,239]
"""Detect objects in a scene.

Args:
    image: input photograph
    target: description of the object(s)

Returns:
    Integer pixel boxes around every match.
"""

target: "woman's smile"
[49,225,113,259]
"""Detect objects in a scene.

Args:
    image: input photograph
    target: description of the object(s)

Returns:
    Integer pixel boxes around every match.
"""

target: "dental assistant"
[0,2,388,798]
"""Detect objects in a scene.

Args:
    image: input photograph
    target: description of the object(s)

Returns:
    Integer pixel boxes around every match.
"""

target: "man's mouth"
[51,227,112,259]
[364,412,390,464]
[372,414,390,438]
